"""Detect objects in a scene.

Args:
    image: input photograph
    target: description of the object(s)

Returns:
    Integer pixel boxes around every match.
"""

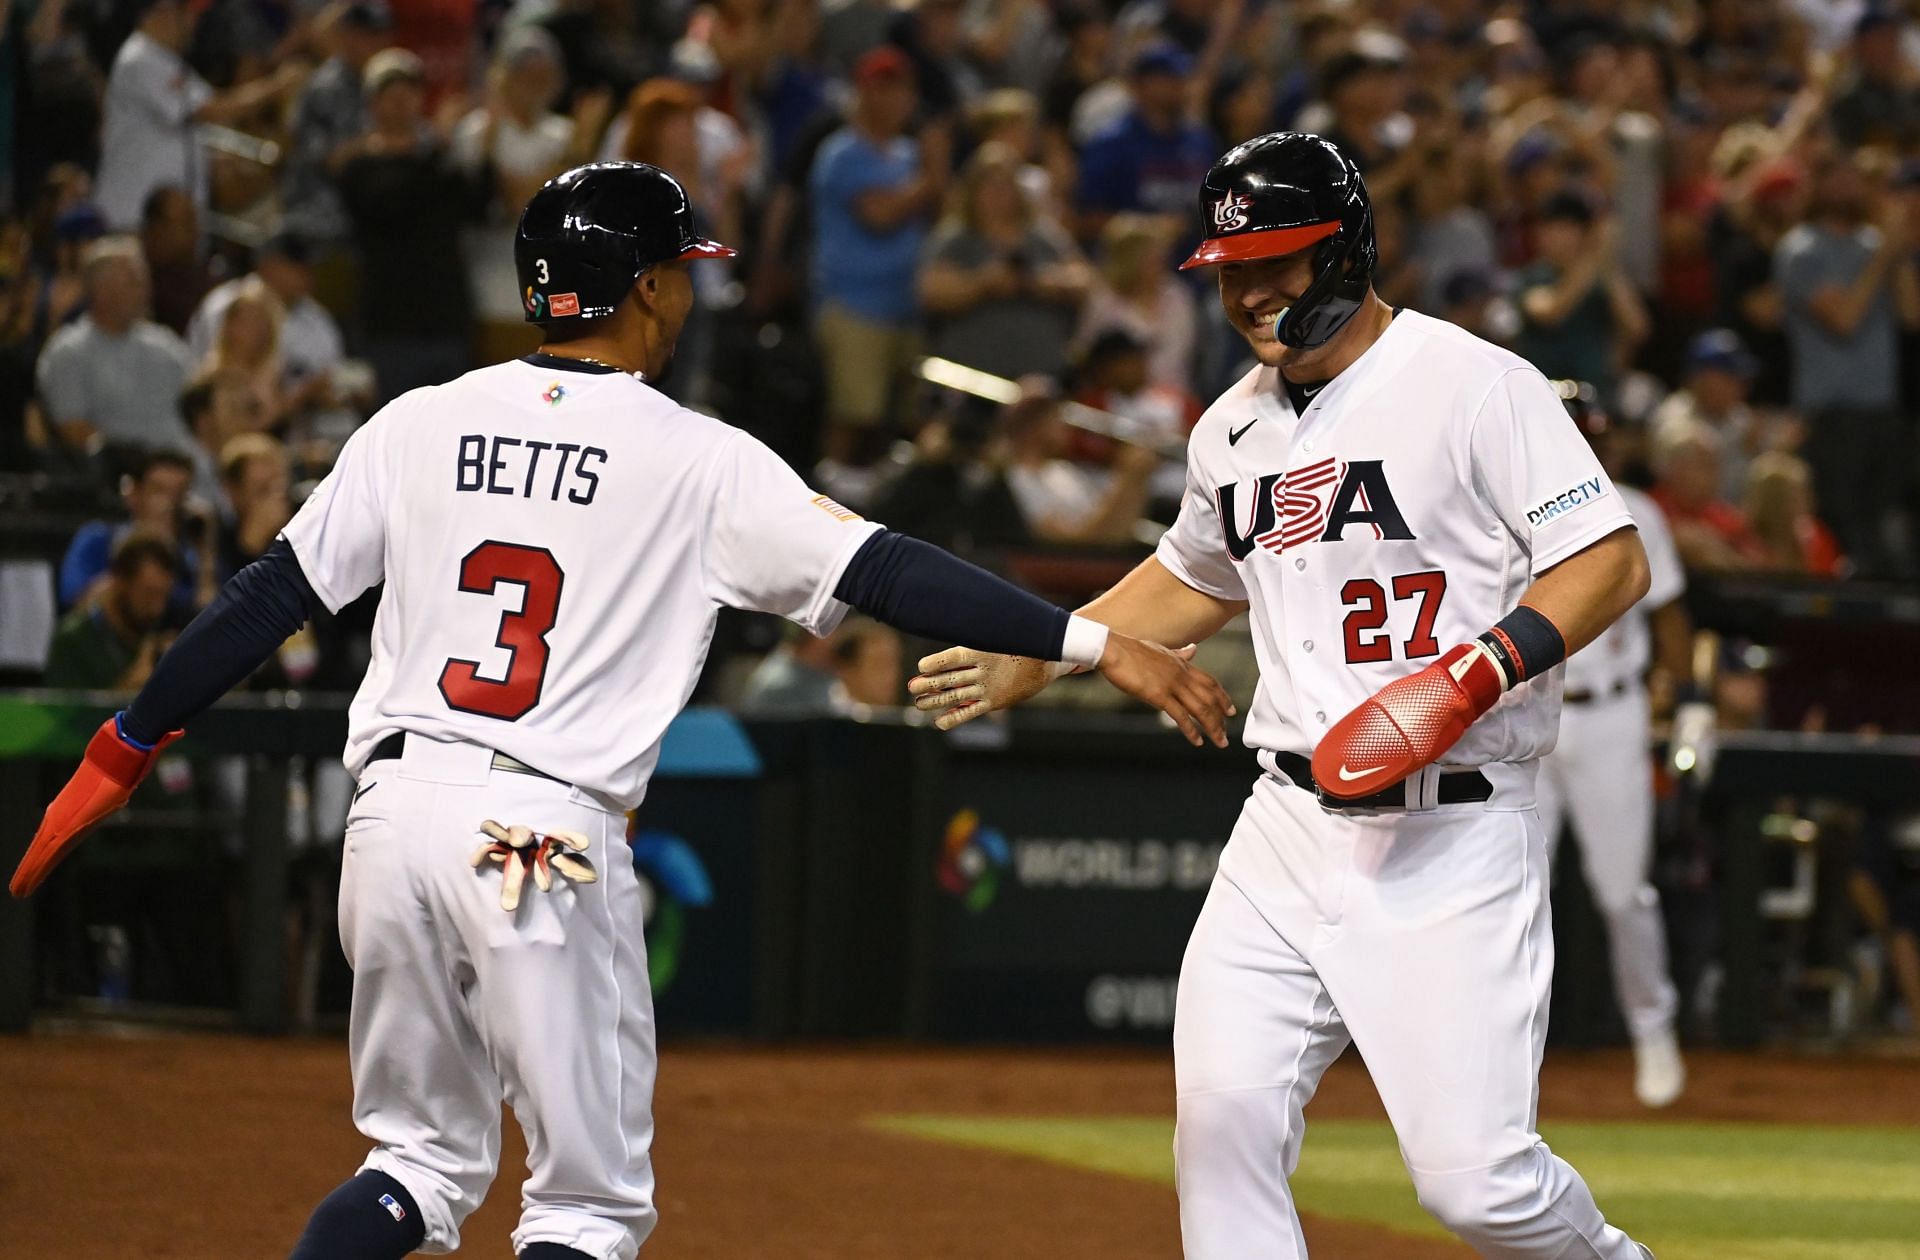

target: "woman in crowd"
[1074,213,1196,397]
[201,277,288,435]
[918,140,1091,383]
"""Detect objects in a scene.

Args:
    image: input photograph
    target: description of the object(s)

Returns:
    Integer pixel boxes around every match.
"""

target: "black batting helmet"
[515,162,735,324]
[1180,132,1377,350]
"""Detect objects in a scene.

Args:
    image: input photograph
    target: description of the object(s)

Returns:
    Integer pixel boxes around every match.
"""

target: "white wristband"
[1059,614,1109,672]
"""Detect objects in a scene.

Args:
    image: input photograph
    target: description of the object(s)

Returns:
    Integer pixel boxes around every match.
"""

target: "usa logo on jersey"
[1216,458,1414,560]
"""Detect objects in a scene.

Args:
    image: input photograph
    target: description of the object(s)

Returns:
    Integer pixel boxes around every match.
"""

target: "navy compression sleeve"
[121,537,323,744]
[832,531,1071,660]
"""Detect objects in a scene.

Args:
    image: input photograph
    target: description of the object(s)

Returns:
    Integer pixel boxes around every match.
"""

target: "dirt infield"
[2,1034,1915,1259]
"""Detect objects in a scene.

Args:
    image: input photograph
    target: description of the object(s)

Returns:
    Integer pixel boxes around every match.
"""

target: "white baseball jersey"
[283,357,881,808]
[1155,309,1635,767]
[1562,484,1683,695]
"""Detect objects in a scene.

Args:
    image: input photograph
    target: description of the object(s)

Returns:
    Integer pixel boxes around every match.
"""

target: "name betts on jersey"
[1155,309,1635,774]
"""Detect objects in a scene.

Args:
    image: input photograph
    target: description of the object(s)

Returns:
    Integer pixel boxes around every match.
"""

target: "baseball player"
[10,162,1232,1260]
[1537,382,1690,1108]
[912,134,1658,1258]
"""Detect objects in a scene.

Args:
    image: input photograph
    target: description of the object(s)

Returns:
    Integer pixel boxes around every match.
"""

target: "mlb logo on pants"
[378,1193,406,1222]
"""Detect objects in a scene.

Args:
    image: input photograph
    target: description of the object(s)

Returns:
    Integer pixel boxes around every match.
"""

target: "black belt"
[367,732,566,785]
[1564,679,1631,706]
[1270,751,1492,810]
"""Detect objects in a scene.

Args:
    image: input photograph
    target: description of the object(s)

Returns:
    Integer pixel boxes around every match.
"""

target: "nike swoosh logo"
[1228,418,1259,445]
[1337,764,1387,782]
[352,780,379,804]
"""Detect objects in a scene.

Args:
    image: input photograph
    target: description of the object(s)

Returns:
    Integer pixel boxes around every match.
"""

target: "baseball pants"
[338,736,658,1259]
[1535,687,1678,1041]
[1174,773,1644,1259]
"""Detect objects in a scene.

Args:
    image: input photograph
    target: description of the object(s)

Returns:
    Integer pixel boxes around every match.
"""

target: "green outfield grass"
[869,1114,1920,1260]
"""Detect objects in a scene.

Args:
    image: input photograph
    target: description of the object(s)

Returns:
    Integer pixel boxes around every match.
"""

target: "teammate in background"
[1538,381,1692,1108]
[912,134,1658,1259]
[11,162,1232,1260]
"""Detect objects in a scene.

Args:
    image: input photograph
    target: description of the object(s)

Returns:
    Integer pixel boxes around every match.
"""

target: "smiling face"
[1217,247,1323,370]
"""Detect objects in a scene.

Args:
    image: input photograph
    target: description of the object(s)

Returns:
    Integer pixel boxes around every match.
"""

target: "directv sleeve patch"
[1525,477,1608,528]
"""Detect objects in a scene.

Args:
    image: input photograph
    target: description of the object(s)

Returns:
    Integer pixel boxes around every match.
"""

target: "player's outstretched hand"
[910,647,1054,730]
[1311,642,1502,799]
[11,715,184,898]
[1094,635,1237,748]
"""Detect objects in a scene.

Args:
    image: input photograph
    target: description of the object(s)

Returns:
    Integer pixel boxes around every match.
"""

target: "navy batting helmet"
[515,162,735,324]
[1180,132,1377,350]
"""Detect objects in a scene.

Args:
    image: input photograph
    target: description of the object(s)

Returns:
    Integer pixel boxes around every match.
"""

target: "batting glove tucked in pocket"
[471,819,599,911]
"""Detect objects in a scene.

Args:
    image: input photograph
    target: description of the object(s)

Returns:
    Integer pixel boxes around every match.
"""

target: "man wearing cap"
[807,45,948,503]
[1515,187,1649,407]
[283,1,394,246]
[1649,329,1768,505]
[336,47,485,405]
[1074,44,1216,243]
[95,0,308,231]
[1830,5,1920,150]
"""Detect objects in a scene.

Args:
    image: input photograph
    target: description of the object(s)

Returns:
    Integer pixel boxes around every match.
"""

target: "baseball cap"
[1130,43,1194,79]
[1751,156,1806,202]
[853,45,913,87]
[1685,328,1758,379]
[363,46,425,96]
[339,1,392,32]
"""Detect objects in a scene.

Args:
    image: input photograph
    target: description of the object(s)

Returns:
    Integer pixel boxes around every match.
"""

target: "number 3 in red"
[438,541,565,721]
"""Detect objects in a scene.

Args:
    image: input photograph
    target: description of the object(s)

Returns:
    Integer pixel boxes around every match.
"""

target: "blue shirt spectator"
[1075,46,1217,230]
[56,449,205,617]
[810,127,927,321]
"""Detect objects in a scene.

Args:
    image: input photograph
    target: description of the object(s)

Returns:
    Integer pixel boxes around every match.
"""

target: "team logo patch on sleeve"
[809,494,863,522]
[1525,477,1609,527]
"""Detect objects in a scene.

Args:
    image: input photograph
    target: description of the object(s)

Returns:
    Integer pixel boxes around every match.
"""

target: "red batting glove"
[1312,642,1504,800]
[10,716,184,898]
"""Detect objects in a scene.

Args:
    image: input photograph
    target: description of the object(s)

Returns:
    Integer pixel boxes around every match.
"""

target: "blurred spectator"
[1073,44,1214,242]
[453,26,583,367]
[1437,269,1513,343]
[200,276,287,432]
[1075,213,1198,394]
[1708,142,1806,408]
[967,88,1070,218]
[56,448,211,615]
[1514,190,1648,405]
[918,141,1091,382]
[188,233,348,416]
[1069,328,1194,488]
[45,529,179,690]
[93,0,305,231]
[999,388,1156,544]
[1774,152,1908,576]
[33,201,109,343]
[1650,420,1765,573]
[138,186,214,337]
[809,46,947,497]
[1307,45,1412,179]
[1829,6,1920,150]
[179,368,266,510]
[1407,142,1498,315]
[1648,329,1768,506]
[1044,5,1117,141]
[885,0,979,121]
[36,235,196,455]
[335,48,481,405]
[282,0,391,246]
[1744,451,1846,577]
[606,73,753,403]
[215,432,293,576]
[738,615,903,714]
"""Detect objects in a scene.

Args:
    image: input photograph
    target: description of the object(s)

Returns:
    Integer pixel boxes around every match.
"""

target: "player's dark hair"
[108,527,179,581]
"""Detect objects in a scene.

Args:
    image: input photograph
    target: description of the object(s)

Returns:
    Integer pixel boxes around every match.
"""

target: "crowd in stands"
[1,0,1918,689]
[2,0,1918,1033]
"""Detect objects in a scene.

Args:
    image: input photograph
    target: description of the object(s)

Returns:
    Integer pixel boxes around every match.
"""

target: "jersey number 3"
[1341,570,1446,664]
[437,541,565,721]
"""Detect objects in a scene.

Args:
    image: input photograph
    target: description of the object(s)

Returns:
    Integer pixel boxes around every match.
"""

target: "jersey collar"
[522,352,625,375]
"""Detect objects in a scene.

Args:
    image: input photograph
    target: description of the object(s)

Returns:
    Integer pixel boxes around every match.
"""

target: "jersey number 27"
[437,540,565,721]
[1341,570,1445,665]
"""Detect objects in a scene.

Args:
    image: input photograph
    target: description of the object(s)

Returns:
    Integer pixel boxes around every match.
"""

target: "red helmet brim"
[1179,221,1340,270]
[677,239,739,260]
